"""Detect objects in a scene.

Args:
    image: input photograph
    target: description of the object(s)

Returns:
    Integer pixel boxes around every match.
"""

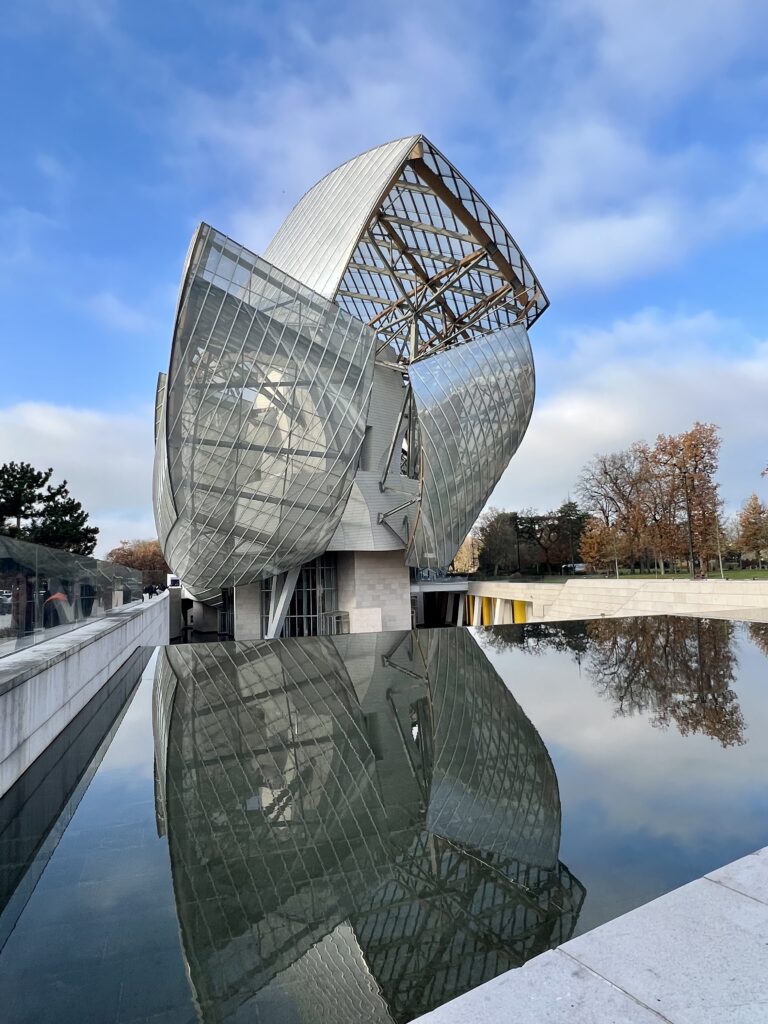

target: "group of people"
[142,583,167,600]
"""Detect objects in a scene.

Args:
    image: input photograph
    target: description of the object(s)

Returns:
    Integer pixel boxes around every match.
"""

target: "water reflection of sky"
[477,620,768,935]
[2,620,767,1022]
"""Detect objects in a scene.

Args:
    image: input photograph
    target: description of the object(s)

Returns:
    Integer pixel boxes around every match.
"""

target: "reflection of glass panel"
[154,627,584,1023]
[156,225,376,601]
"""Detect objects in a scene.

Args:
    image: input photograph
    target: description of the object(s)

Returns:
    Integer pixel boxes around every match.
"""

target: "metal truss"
[335,138,547,370]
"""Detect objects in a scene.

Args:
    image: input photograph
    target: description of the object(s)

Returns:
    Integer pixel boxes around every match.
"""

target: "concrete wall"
[467,578,768,624]
[234,583,262,641]
[337,550,412,633]
[168,587,183,641]
[0,594,168,798]
[190,599,218,634]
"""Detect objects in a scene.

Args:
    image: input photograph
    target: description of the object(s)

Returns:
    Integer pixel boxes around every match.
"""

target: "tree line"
[460,501,589,576]
[467,422,768,577]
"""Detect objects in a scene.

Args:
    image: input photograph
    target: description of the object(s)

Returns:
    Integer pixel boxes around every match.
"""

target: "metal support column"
[265,566,300,639]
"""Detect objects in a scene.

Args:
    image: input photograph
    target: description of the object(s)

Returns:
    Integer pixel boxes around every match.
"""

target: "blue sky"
[2,0,768,553]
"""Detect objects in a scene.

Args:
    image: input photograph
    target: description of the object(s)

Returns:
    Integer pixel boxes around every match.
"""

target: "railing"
[0,535,143,659]
[320,611,350,636]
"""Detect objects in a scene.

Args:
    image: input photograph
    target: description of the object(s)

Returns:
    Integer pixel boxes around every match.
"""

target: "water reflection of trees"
[483,620,590,657]
[747,622,768,658]
[484,617,745,748]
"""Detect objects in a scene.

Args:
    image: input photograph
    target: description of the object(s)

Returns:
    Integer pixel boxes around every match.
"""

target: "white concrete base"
[0,594,168,797]
[416,845,768,1024]
[234,583,262,640]
[337,550,412,633]
[468,578,768,624]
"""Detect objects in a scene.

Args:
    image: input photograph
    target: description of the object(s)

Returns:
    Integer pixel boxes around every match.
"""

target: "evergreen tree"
[0,462,99,555]
[737,493,768,568]
[0,462,53,535]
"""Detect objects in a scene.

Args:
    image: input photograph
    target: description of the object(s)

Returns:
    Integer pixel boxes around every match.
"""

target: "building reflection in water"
[153,628,584,1024]
[484,616,746,748]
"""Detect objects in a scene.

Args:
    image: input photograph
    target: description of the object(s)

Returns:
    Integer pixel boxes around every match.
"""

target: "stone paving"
[415,846,768,1024]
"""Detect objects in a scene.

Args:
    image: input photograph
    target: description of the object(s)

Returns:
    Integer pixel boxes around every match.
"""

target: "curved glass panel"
[407,322,535,568]
[156,225,375,600]
[154,628,583,1023]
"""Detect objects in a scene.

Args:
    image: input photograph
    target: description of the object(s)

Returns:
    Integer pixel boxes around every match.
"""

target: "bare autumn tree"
[585,616,745,748]
[748,622,768,658]
[579,516,623,573]
[480,616,745,748]
[737,493,768,568]
[634,442,686,573]
[106,539,170,573]
[577,423,723,575]
[452,535,479,575]
[651,423,722,574]
[576,446,648,569]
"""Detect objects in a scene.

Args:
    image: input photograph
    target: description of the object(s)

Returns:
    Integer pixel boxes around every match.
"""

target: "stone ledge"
[414,844,768,1024]
[0,594,168,697]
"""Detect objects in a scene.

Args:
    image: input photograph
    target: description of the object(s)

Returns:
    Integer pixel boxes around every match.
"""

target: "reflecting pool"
[1,617,767,1023]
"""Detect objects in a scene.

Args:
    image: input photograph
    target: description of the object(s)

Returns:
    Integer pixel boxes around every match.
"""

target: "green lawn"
[472,569,768,582]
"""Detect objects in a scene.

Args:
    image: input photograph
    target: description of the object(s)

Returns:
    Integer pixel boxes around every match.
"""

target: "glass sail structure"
[154,135,547,606]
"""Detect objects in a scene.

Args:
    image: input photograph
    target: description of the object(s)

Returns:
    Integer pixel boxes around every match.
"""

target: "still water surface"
[1,617,766,1023]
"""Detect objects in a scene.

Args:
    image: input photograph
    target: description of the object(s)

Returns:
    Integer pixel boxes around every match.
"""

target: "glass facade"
[261,554,340,637]
[154,135,547,592]
[0,535,143,659]
[407,322,535,568]
[154,225,376,602]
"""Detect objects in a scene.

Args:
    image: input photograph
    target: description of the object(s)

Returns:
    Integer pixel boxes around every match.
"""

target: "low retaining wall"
[467,578,768,624]
[0,594,168,797]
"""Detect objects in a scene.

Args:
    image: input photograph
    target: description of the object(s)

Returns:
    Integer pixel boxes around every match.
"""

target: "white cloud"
[0,402,155,555]
[491,308,768,514]
[0,205,59,269]
[562,0,766,103]
[152,0,768,294]
[84,290,156,333]
[166,4,502,251]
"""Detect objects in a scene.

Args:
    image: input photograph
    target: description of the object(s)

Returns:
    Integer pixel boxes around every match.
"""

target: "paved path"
[416,846,768,1023]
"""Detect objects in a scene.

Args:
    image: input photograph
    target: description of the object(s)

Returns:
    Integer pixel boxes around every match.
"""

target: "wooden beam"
[409,157,529,302]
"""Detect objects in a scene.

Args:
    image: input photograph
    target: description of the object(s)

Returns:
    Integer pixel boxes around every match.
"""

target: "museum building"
[153,135,547,638]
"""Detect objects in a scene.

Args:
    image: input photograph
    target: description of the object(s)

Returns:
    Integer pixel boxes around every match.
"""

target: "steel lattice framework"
[154,134,546,593]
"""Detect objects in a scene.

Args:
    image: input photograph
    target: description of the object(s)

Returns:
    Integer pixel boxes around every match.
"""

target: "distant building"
[153,135,547,638]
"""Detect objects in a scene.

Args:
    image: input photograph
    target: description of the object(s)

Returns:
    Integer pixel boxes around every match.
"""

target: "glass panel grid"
[155,226,376,600]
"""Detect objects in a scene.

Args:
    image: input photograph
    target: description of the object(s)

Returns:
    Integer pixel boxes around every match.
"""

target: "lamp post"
[680,465,696,580]
[715,519,725,580]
